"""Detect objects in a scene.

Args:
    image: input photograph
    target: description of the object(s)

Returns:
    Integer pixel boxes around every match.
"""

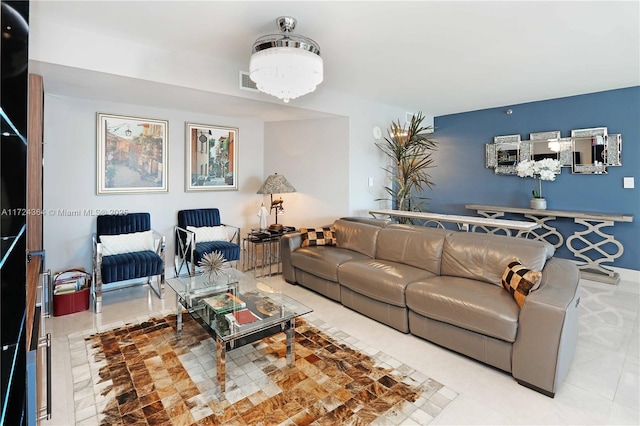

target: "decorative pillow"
[187,225,229,243]
[101,230,155,256]
[300,227,337,247]
[501,257,542,308]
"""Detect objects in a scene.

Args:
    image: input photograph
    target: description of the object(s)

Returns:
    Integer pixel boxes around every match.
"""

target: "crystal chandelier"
[249,16,323,103]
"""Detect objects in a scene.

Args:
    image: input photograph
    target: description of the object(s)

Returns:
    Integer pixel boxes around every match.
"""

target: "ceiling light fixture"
[249,16,323,103]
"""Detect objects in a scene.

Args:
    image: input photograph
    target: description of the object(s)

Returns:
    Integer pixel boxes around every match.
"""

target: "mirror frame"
[485,127,622,175]
[486,134,520,174]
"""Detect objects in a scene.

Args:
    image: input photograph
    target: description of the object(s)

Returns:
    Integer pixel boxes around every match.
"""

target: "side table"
[243,228,296,277]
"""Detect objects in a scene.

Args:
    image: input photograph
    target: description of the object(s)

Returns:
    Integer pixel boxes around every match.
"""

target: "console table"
[368,209,539,235]
[465,204,634,284]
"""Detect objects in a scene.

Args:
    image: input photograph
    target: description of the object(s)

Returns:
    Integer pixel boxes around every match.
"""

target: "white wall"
[264,117,350,227]
[43,95,265,274]
[33,14,436,275]
[29,16,422,218]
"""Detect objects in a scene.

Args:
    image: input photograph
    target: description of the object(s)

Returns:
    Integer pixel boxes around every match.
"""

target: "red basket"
[52,268,91,316]
[53,288,90,316]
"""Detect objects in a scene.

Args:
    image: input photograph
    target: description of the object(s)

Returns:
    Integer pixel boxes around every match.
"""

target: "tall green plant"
[375,112,437,221]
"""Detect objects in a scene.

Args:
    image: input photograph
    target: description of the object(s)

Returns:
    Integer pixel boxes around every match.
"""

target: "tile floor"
[44,271,639,425]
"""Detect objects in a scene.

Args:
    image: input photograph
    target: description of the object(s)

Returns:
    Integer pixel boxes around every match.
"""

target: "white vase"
[530,198,547,210]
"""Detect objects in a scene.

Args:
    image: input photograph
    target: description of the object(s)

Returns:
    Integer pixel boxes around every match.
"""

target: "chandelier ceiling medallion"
[249,16,323,103]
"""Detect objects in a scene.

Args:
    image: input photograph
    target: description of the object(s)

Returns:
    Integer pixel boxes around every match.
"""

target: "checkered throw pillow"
[501,257,542,308]
[300,227,337,247]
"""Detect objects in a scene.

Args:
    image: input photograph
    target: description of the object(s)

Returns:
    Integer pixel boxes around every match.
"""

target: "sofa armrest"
[281,232,302,284]
[512,257,580,397]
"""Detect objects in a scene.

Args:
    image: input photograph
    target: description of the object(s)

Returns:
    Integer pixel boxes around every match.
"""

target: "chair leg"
[94,277,103,314]
[146,274,165,300]
[92,265,103,314]
[175,253,189,277]
[159,272,165,299]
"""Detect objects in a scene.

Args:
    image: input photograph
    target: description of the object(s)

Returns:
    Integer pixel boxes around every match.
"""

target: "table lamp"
[256,173,296,231]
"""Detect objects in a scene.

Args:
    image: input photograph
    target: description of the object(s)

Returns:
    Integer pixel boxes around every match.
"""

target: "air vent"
[239,71,259,92]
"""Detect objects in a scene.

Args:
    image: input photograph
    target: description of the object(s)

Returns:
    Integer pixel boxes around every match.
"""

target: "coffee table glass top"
[166,268,313,342]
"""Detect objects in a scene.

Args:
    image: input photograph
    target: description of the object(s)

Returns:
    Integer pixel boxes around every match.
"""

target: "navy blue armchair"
[92,213,165,313]
[175,208,241,276]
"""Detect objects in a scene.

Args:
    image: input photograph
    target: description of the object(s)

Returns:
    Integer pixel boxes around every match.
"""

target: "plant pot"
[530,198,547,210]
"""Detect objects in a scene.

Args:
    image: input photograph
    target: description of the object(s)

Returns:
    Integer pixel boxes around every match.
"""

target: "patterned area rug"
[70,313,457,425]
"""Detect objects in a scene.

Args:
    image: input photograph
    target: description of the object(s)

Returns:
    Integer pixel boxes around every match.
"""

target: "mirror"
[572,136,607,174]
[520,138,573,167]
[486,128,622,175]
[486,134,520,174]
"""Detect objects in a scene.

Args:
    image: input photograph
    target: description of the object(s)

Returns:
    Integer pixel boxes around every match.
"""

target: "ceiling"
[30,1,640,118]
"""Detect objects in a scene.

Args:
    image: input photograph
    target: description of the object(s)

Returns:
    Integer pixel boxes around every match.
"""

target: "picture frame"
[185,122,238,191]
[97,113,168,194]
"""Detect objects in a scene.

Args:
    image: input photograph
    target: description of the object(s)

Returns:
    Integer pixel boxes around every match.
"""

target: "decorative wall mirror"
[485,134,520,174]
[519,131,573,168]
[486,127,622,175]
[572,136,607,174]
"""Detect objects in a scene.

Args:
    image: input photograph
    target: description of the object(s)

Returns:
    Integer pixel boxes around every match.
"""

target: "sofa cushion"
[333,219,381,258]
[440,232,552,287]
[338,259,436,307]
[376,225,450,275]
[300,227,337,247]
[406,276,520,342]
[501,258,542,308]
[291,246,370,282]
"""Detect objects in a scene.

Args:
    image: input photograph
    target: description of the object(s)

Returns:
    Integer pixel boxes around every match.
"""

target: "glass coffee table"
[165,268,312,397]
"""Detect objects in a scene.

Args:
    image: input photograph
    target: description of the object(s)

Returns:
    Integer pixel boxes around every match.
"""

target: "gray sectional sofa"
[281,217,581,397]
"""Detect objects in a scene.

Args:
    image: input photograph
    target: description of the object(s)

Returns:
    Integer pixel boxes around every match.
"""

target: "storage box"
[53,288,90,316]
[52,268,91,316]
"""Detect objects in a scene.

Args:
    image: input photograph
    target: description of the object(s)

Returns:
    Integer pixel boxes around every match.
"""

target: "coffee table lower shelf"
[165,269,312,399]
[176,303,297,398]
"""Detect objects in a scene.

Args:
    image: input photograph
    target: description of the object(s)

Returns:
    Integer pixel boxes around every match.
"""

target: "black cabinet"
[1,1,30,424]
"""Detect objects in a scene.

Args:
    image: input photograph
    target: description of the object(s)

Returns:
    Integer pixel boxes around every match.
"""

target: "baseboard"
[610,266,640,283]
[565,259,639,287]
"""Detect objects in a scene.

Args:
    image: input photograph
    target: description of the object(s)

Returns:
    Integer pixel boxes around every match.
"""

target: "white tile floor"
[44,272,639,425]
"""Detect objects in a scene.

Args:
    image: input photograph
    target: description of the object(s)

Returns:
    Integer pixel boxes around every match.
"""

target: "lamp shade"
[256,173,296,195]
[250,16,323,103]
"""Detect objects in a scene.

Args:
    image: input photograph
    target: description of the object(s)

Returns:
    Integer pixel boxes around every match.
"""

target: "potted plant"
[375,112,437,223]
[515,158,561,209]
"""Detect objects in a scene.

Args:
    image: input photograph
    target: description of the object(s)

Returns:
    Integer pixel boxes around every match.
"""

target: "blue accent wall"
[428,86,639,271]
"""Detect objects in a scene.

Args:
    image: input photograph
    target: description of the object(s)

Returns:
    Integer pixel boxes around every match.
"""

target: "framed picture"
[97,113,168,194]
[185,122,238,191]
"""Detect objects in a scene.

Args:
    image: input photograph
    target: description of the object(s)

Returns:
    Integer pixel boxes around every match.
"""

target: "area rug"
[69,312,457,425]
